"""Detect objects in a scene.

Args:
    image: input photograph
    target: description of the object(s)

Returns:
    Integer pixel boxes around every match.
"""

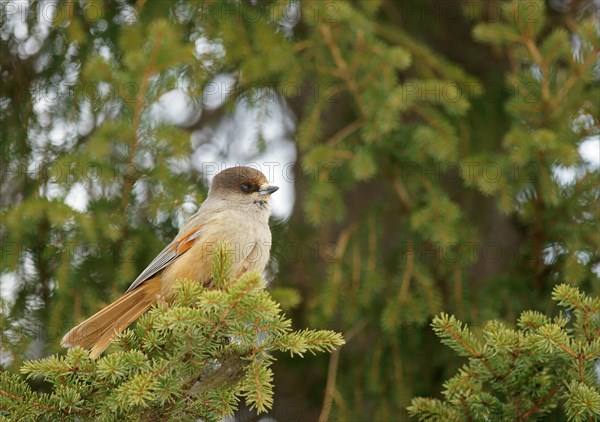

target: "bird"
[61,166,279,358]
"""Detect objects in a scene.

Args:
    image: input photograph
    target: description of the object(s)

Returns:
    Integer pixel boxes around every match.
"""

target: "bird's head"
[208,166,279,209]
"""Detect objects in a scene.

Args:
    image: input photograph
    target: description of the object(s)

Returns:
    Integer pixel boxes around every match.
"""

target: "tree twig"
[318,319,367,422]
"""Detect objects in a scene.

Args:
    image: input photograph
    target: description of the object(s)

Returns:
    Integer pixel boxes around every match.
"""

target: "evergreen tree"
[1,1,598,420]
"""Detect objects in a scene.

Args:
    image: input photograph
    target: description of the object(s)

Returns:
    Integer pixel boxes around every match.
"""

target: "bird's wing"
[125,225,205,293]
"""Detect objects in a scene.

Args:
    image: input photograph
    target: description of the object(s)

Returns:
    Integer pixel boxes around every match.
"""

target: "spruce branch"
[0,245,344,420]
[318,24,367,117]
[410,284,600,421]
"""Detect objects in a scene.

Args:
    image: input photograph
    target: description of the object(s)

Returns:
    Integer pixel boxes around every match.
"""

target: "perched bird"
[61,166,279,358]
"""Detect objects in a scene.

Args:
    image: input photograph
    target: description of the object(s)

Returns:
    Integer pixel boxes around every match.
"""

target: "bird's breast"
[161,208,272,293]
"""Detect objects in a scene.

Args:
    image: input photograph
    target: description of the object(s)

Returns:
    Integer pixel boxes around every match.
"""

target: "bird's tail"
[61,278,161,359]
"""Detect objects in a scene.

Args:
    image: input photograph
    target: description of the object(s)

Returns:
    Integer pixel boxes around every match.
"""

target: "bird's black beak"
[258,185,279,196]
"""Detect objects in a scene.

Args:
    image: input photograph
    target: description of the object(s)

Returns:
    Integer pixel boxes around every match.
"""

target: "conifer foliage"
[1,0,599,420]
[408,284,600,421]
[0,244,344,421]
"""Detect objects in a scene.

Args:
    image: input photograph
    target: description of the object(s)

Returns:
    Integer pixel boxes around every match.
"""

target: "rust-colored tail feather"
[61,278,161,359]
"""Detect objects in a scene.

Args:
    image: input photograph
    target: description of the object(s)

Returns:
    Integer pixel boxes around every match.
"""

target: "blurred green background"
[1,0,598,420]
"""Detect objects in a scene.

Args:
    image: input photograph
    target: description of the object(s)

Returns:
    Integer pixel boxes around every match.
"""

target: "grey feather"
[125,243,179,293]
[125,226,205,293]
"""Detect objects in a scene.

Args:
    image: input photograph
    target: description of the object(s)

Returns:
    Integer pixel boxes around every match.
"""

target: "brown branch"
[0,387,89,416]
[398,245,414,303]
[551,47,600,109]
[521,36,550,103]
[113,22,164,274]
[519,384,561,420]
[459,395,473,422]
[0,388,22,402]
[546,336,577,359]
[325,119,364,146]
[393,178,413,210]
[318,319,366,422]
[207,276,260,338]
[367,214,377,276]
[441,324,496,376]
[318,348,340,422]
[532,152,546,291]
[119,26,163,213]
[454,265,465,320]
[319,25,367,117]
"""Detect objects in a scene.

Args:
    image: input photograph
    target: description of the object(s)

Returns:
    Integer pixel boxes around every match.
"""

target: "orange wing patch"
[125,224,205,293]
[173,225,205,255]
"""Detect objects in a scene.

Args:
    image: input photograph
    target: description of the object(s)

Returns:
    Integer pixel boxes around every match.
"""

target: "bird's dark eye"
[240,183,251,193]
